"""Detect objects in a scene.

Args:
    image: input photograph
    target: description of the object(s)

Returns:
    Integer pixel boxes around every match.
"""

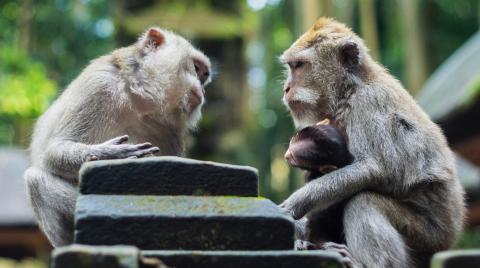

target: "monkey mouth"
[285,150,301,168]
[286,100,316,118]
[285,99,307,113]
[189,87,205,109]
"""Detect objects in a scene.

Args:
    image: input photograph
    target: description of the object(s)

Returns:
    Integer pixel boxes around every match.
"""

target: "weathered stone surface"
[431,250,480,268]
[51,244,139,268]
[79,156,258,196]
[143,250,344,268]
[74,195,294,250]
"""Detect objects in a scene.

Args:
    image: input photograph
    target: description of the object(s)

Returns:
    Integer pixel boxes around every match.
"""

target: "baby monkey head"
[285,119,353,177]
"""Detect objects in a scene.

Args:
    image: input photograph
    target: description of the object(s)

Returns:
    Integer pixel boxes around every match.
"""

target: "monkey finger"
[86,155,99,161]
[321,242,356,266]
[335,249,350,258]
[136,142,153,149]
[134,147,160,157]
[316,118,330,125]
[106,135,129,145]
[321,242,348,250]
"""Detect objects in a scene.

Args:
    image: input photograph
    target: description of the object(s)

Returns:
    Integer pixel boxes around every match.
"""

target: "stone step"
[51,245,168,268]
[52,245,141,268]
[431,250,480,268]
[79,156,258,196]
[52,245,344,268]
[143,250,344,268]
[74,195,294,250]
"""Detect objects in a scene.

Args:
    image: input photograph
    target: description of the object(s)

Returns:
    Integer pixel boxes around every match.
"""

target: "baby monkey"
[285,119,353,181]
[285,119,353,247]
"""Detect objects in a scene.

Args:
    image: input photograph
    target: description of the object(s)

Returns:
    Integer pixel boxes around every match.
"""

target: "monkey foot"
[320,242,359,268]
[294,240,321,250]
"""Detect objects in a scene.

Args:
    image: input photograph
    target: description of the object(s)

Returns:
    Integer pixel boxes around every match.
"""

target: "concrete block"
[431,250,480,268]
[142,250,344,268]
[79,157,258,196]
[74,195,294,250]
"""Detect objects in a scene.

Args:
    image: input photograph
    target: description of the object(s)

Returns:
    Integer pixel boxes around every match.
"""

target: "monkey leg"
[24,167,77,247]
[307,201,346,245]
[343,192,412,268]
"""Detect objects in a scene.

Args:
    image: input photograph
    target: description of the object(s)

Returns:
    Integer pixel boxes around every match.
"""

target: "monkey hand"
[88,135,160,161]
[279,188,313,220]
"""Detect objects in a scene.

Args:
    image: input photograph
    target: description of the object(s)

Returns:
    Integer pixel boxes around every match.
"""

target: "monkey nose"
[194,60,210,85]
[284,150,293,162]
[284,85,291,94]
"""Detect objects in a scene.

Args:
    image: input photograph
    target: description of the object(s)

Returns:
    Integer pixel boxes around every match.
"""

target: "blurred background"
[0,0,479,267]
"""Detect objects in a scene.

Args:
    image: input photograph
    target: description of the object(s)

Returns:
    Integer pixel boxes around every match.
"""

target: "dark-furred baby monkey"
[285,118,353,248]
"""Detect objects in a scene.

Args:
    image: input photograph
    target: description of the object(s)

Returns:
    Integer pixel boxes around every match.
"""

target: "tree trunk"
[399,0,428,95]
[17,0,32,50]
[359,0,380,61]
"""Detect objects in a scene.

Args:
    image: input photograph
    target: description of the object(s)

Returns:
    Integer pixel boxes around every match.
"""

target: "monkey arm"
[43,140,95,181]
[279,157,381,220]
[294,217,309,240]
[43,136,159,182]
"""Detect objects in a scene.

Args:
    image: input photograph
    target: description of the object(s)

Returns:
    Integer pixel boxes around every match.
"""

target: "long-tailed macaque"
[279,17,465,268]
[24,27,211,247]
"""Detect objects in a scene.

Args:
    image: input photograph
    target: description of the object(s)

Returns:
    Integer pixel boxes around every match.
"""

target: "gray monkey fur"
[24,27,211,247]
[280,18,465,268]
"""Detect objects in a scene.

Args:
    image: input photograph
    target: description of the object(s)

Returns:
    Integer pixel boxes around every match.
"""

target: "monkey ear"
[339,40,360,71]
[142,28,165,50]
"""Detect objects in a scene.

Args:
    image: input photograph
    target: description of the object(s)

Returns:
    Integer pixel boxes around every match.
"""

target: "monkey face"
[285,135,323,170]
[181,48,211,114]
[138,28,211,128]
[285,121,353,172]
[280,46,324,128]
[280,18,364,128]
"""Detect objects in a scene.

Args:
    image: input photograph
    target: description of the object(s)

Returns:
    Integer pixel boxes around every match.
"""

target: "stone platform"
[75,195,293,250]
[52,245,344,268]
[79,156,258,196]
[52,157,346,267]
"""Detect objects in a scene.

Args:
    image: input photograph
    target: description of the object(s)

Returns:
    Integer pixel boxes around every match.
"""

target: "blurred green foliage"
[455,228,480,249]
[464,76,480,107]
[0,258,47,268]
[0,0,115,144]
[0,44,57,118]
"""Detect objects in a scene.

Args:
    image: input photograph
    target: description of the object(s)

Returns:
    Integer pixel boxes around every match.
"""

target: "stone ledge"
[74,195,294,250]
[431,250,480,268]
[79,156,258,196]
[143,250,344,268]
[51,245,140,268]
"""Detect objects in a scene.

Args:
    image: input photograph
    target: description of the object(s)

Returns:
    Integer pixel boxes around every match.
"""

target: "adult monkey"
[24,27,211,247]
[279,18,465,268]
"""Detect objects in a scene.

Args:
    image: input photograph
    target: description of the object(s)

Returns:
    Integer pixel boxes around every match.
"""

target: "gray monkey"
[24,27,211,247]
[279,17,465,268]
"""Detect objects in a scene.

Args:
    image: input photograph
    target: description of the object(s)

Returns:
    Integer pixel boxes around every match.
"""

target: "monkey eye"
[289,61,305,70]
